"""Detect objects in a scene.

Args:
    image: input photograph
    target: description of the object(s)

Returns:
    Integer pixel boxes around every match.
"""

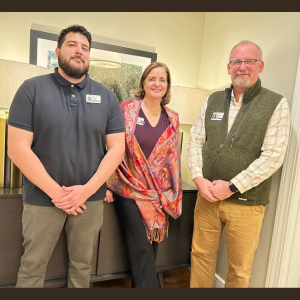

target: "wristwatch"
[228,181,238,193]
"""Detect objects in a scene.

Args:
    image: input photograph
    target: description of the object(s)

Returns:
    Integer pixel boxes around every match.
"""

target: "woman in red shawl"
[105,62,182,288]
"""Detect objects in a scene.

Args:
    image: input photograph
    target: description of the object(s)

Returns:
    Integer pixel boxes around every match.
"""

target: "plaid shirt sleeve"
[187,96,209,180]
[231,97,290,193]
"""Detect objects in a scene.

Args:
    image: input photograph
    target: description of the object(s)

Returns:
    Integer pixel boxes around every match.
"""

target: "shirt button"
[71,85,74,87]
[72,95,75,97]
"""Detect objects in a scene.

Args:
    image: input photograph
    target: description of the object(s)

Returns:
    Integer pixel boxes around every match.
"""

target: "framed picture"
[30,29,157,103]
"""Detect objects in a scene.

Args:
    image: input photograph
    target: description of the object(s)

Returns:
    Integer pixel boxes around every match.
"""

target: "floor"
[92,267,191,288]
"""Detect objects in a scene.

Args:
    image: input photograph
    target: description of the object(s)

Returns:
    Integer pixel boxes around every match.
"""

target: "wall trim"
[265,54,300,287]
[214,273,225,288]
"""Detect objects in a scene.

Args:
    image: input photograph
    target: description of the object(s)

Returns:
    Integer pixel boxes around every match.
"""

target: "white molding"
[265,54,300,287]
[214,273,225,288]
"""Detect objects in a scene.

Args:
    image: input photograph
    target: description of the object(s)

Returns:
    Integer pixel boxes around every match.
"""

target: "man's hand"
[104,190,114,202]
[209,180,235,200]
[193,176,219,202]
[51,132,125,215]
[51,185,90,216]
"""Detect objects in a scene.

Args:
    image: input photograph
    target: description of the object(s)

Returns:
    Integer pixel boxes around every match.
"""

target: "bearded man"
[187,40,290,288]
[8,25,125,288]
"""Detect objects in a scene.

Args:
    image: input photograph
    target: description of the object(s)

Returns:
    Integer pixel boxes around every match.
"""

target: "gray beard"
[58,54,89,79]
[234,76,251,87]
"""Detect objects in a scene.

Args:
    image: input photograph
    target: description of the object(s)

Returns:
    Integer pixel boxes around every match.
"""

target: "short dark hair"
[57,25,92,50]
[135,62,171,106]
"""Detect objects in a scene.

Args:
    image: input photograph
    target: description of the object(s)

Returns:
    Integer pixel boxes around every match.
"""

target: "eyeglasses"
[229,59,260,67]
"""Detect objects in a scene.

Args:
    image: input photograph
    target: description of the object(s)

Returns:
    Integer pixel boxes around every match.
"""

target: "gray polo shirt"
[8,68,125,206]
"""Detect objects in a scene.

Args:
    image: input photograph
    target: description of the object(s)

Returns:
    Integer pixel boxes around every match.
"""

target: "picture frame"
[29,29,157,102]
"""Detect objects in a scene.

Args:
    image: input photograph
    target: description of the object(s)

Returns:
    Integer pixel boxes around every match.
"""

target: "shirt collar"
[230,89,244,106]
[54,67,89,89]
[227,78,262,106]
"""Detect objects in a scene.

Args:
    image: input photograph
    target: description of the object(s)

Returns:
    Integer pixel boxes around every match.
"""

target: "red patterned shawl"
[107,99,182,243]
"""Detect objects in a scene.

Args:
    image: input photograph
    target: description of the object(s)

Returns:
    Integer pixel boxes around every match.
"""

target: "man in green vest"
[187,40,290,288]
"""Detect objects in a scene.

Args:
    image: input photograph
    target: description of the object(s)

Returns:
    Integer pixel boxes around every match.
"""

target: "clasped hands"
[52,186,115,216]
[51,185,91,216]
[194,177,235,202]
[52,178,233,214]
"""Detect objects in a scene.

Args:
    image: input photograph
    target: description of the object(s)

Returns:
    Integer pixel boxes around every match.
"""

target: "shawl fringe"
[145,217,169,243]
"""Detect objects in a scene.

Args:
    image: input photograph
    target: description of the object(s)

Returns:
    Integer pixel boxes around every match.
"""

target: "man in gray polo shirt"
[7,24,125,288]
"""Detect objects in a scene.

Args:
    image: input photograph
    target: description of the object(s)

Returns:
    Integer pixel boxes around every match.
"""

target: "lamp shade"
[0,59,53,189]
[168,86,208,125]
[0,59,53,109]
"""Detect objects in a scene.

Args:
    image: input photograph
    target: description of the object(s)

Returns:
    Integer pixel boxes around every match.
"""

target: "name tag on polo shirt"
[211,112,224,120]
[137,117,145,125]
[86,94,101,103]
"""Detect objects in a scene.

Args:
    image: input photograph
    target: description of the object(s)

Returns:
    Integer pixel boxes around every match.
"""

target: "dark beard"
[58,54,89,79]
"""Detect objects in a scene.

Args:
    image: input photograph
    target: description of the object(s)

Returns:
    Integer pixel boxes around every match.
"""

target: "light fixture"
[90,58,122,68]
[0,59,53,109]
[168,86,208,125]
[89,50,122,69]
[0,59,53,188]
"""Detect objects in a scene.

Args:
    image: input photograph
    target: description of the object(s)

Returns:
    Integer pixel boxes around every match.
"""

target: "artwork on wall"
[30,29,157,103]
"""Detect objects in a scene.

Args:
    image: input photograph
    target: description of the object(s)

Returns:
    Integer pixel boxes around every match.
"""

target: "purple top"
[134,107,171,159]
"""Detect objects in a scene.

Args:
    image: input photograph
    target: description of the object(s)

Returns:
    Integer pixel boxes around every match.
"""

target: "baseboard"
[213,273,225,288]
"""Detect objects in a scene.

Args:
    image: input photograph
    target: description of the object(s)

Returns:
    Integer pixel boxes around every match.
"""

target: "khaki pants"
[16,200,103,288]
[190,195,265,288]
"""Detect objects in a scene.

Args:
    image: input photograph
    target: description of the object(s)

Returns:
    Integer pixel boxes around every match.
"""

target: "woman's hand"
[104,189,115,202]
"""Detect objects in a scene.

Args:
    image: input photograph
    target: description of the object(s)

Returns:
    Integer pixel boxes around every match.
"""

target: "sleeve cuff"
[230,178,247,194]
[192,170,203,180]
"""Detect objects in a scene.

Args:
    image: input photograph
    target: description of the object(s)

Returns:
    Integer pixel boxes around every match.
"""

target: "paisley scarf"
[107,99,182,243]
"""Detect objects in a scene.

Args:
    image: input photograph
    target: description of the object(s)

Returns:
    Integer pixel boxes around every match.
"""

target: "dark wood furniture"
[0,182,197,288]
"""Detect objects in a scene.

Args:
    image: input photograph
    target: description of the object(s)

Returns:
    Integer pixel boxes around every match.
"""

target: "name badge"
[137,117,145,125]
[211,112,224,120]
[86,94,101,103]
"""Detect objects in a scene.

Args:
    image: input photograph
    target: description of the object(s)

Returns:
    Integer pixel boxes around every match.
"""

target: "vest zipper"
[210,89,257,182]
[212,142,224,181]
[230,114,246,148]
[212,108,247,180]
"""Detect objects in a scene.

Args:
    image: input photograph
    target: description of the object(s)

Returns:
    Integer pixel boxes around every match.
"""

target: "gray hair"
[229,40,263,61]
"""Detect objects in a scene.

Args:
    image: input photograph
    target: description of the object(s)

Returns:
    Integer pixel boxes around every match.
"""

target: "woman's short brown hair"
[134,62,171,106]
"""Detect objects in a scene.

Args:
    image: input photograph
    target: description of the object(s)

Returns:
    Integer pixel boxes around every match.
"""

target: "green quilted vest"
[202,78,283,205]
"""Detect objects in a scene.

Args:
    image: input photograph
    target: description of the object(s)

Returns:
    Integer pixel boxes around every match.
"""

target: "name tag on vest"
[211,112,224,120]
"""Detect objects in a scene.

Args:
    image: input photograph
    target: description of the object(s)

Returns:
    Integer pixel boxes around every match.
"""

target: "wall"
[0,12,206,185]
[0,12,205,88]
[199,12,300,287]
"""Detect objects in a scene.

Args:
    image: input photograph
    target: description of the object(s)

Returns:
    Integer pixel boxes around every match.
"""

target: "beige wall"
[0,12,205,88]
[0,12,206,185]
[199,12,300,102]
[199,12,300,287]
